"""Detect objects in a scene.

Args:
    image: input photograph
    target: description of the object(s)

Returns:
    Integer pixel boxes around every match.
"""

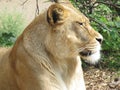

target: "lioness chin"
[0,0,103,90]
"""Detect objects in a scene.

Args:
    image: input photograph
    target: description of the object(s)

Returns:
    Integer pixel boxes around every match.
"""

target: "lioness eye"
[79,22,83,25]
[76,21,83,26]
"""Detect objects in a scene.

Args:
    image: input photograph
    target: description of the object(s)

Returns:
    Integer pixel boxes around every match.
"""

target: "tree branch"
[21,0,29,5]
[35,0,39,16]
[93,1,120,9]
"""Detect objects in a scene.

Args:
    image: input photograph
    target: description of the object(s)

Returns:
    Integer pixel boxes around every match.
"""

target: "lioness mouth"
[79,50,92,56]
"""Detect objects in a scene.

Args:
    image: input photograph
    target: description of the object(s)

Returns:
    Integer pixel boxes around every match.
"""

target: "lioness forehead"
[60,4,90,22]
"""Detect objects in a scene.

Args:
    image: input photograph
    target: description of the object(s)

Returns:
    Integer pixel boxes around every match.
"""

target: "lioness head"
[45,3,103,64]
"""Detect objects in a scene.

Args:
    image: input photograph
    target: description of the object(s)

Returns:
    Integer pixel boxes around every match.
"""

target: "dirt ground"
[84,67,120,90]
[0,0,120,90]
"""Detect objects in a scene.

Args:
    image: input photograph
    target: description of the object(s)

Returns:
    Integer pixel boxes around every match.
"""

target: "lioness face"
[46,3,103,64]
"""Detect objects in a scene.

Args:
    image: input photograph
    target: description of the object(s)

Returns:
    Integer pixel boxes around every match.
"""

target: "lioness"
[0,0,103,90]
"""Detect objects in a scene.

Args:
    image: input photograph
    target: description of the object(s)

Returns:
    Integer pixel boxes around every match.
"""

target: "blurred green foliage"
[0,9,25,46]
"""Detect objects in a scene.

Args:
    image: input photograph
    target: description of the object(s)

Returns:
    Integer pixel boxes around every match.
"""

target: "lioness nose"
[96,37,103,44]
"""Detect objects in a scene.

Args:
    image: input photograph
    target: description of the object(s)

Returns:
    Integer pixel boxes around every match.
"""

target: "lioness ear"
[47,4,68,26]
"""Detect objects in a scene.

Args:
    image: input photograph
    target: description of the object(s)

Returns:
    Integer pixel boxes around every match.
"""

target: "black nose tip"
[96,38,103,44]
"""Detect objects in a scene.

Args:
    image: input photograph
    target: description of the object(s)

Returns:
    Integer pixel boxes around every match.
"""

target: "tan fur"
[0,2,103,90]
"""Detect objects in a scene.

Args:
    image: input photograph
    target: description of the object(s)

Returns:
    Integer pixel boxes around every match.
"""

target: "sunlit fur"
[80,43,102,64]
[0,2,102,90]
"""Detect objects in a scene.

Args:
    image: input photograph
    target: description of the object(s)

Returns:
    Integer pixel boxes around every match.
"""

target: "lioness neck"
[9,12,85,90]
